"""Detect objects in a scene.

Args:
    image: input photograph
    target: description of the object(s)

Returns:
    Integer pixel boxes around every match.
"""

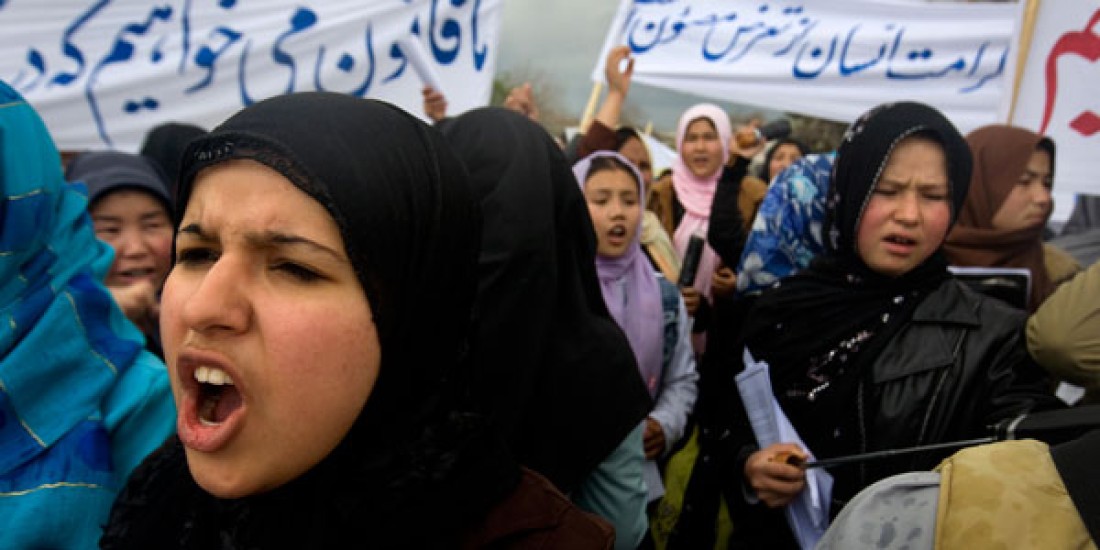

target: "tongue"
[200,386,243,423]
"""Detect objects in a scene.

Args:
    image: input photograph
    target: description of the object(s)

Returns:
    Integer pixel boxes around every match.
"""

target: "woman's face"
[768,143,804,182]
[90,189,174,289]
[681,118,724,179]
[856,136,952,277]
[584,167,642,258]
[991,148,1053,232]
[162,159,380,498]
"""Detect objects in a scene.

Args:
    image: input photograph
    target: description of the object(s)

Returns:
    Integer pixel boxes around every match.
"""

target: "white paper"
[736,349,834,550]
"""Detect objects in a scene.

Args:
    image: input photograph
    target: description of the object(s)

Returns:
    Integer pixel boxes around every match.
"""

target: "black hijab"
[442,108,652,495]
[743,102,972,453]
[139,121,207,198]
[101,93,516,549]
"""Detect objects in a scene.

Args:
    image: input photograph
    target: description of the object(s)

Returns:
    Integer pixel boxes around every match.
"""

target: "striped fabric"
[0,80,175,549]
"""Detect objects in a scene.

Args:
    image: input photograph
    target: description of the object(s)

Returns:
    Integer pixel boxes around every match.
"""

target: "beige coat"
[935,439,1095,549]
[1028,261,1100,403]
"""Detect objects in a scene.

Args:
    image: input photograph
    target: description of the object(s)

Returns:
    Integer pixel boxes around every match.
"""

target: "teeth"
[195,365,235,386]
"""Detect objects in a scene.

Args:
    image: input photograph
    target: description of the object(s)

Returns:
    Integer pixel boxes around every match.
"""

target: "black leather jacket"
[858,278,1061,487]
[670,278,1061,550]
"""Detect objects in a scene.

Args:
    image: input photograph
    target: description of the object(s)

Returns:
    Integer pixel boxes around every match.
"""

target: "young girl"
[944,125,1069,311]
[66,151,175,358]
[673,102,1060,549]
[671,104,731,306]
[575,151,699,504]
[100,93,613,549]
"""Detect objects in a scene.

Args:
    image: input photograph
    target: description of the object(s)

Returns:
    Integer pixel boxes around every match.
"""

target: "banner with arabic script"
[593,0,1017,134]
[1006,1,1100,197]
[0,0,501,151]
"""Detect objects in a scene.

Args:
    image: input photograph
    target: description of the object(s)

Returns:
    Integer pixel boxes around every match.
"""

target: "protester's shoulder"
[101,350,175,467]
[110,350,172,405]
[463,468,614,549]
[1043,242,1083,286]
[922,278,1027,329]
[817,471,940,550]
[933,439,1087,549]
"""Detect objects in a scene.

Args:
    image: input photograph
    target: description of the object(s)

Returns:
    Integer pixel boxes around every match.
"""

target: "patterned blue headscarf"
[0,80,174,548]
[737,152,835,295]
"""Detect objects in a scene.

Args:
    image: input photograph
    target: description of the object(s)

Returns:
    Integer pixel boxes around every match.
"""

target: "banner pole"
[1007,0,1042,124]
[579,81,603,133]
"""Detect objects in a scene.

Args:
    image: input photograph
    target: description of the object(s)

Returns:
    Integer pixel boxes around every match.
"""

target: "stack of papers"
[736,349,834,549]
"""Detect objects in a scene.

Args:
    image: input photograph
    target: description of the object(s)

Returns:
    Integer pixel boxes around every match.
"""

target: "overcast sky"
[495,2,767,134]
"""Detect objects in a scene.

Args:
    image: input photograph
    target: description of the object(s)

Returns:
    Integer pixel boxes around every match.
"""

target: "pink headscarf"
[574,151,665,397]
[671,103,731,299]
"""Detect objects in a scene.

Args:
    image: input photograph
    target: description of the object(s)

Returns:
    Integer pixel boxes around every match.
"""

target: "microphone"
[678,234,705,287]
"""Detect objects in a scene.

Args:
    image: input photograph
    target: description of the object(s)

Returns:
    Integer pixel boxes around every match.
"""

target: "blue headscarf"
[0,80,174,548]
[737,152,835,295]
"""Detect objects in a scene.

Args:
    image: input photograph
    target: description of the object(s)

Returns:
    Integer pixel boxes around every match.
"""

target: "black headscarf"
[442,108,652,494]
[101,93,517,549]
[742,102,972,463]
[64,150,173,217]
[139,122,207,198]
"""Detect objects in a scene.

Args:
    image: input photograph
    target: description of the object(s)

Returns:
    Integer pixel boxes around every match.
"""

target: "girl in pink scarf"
[672,103,732,302]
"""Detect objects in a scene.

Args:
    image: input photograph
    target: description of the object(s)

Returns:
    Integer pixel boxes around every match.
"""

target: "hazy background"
[494,2,781,142]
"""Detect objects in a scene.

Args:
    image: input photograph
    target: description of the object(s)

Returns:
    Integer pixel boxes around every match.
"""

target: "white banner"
[593,0,1017,134]
[0,0,501,151]
[1006,1,1100,198]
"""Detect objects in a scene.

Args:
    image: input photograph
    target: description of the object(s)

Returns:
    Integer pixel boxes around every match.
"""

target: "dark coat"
[461,468,615,549]
[671,278,1061,549]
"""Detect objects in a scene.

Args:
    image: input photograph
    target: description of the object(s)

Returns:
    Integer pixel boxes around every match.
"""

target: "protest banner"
[1005,0,1100,198]
[0,1,501,150]
[593,0,1017,134]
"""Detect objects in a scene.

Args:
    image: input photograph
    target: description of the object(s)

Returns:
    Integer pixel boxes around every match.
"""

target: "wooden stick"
[579,81,603,133]
[1007,0,1042,124]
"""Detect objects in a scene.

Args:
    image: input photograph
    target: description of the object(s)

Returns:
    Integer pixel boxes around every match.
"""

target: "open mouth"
[177,356,247,453]
[120,267,155,278]
[195,366,242,425]
[115,267,157,284]
[609,225,627,238]
[884,235,916,246]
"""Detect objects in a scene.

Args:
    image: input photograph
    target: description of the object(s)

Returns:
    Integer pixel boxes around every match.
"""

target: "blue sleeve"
[650,296,698,456]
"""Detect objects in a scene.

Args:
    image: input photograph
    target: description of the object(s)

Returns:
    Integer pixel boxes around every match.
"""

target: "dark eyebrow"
[178,222,211,240]
[178,223,345,262]
[139,211,170,222]
[257,231,345,262]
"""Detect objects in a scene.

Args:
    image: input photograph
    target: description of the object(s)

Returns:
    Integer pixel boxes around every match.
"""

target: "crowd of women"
[1,40,1098,550]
